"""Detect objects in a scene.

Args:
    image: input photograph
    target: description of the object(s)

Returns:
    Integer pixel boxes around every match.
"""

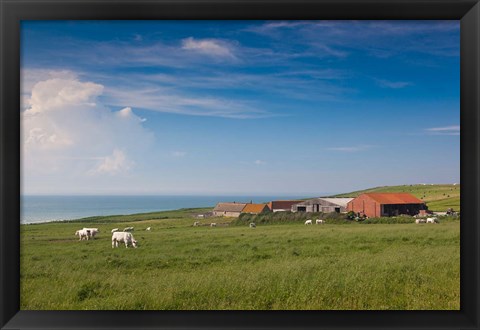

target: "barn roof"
[363,193,424,204]
[242,203,268,213]
[268,200,304,210]
[318,198,354,207]
[213,202,247,212]
[293,197,353,207]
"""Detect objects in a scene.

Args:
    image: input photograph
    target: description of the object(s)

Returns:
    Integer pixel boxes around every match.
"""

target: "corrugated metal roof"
[293,198,353,207]
[318,198,354,207]
[242,203,268,213]
[268,200,304,210]
[363,193,424,204]
[213,202,247,212]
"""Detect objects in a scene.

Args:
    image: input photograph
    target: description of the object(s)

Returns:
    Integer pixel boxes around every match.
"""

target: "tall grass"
[21,214,460,310]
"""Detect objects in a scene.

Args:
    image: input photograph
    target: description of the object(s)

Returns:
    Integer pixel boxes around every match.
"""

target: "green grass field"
[21,212,460,310]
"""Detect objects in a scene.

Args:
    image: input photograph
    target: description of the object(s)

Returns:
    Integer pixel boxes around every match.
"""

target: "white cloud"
[104,85,272,119]
[116,106,146,122]
[22,75,154,181]
[27,78,103,114]
[247,20,459,59]
[21,69,81,110]
[89,149,133,175]
[426,125,460,135]
[375,79,412,89]
[426,125,460,132]
[182,37,237,59]
[254,160,266,165]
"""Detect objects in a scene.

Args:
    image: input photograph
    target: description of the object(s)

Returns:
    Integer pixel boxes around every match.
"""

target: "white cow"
[193,221,200,227]
[316,219,324,224]
[111,228,119,233]
[415,219,426,224]
[249,222,256,228]
[123,227,134,232]
[210,223,217,227]
[426,217,437,224]
[83,228,99,238]
[305,219,312,225]
[75,229,91,241]
[112,231,137,248]
[146,227,151,231]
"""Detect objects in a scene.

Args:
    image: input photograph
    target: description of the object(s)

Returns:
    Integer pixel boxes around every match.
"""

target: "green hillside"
[333,184,460,212]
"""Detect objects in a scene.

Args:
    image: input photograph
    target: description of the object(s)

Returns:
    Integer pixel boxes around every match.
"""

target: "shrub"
[232,211,355,226]
[360,217,415,224]
[346,211,356,220]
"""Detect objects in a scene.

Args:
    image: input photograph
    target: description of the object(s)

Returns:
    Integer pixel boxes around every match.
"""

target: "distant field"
[334,184,460,212]
[21,210,460,310]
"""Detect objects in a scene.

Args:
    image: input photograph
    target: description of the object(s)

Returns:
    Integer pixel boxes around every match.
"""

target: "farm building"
[346,193,426,217]
[291,198,354,213]
[242,203,270,214]
[267,200,304,212]
[213,202,247,217]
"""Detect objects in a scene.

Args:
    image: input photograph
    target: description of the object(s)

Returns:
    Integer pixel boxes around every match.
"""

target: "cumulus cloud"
[116,106,146,122]
[28,78,103,114]
[182,37,237,59]
[22,75,154,179]
[88,149,133,175]
[21,69,80,110]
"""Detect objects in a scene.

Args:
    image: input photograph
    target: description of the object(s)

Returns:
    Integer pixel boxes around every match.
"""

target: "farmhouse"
[242,203,270,214]
[212,202,247,217]
[346,193,426,217]
[291,198,354,213]
[267,200,304,212]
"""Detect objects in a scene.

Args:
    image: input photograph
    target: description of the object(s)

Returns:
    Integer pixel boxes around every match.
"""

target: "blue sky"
[20,20,460,195]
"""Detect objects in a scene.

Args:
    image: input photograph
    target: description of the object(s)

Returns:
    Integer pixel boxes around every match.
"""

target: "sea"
[21,195,309,224]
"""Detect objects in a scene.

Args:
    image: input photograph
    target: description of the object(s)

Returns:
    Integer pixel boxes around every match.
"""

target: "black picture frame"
[1,0,479,329]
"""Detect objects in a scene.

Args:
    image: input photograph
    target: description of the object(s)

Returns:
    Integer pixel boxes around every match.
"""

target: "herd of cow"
[415,217,439,224]
[304,219,325,225]
[75,216,440,248]
[74,226,149,248]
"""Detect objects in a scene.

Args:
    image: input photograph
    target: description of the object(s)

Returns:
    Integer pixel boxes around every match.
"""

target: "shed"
[213,202,247,217]
[346,193,426,217]
[267,200,303,212]
[291,198,353,213]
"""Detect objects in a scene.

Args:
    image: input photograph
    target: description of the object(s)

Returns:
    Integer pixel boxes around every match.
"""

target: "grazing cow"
[415,219,426,224]
[123,227,134,232]
[305,219,312,225]
[316,219,324,225]
[249,222,256,228]
[426,217,437,224]
[75,229,91,241]
[146,227,151,231]
[112,231,137,248]
[83,228,99,239]
[193,221,200,227]
[210,223,217,227]
[111,228,119,233]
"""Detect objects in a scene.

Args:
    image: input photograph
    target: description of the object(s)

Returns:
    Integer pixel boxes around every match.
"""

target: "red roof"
[363,193,424,204]
[268,200,303,210]
[242,203,268,213]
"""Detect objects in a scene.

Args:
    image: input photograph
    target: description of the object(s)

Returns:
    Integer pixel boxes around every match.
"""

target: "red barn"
[346,193,426,217]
